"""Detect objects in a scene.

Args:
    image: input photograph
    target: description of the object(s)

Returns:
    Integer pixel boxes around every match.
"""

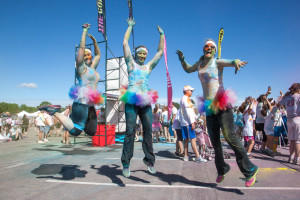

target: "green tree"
[172,102,180,110]
[37,101,52,109]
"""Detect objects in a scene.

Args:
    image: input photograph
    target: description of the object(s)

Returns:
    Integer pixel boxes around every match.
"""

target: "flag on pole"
[97,0,107,40]
[163,35,173,120]
[218,28,224,59]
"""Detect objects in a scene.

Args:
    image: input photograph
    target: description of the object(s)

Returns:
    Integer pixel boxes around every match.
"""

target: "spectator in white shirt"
[180,85,207,163]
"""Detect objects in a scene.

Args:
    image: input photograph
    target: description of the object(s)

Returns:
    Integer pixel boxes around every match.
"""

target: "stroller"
[195,126,214,161]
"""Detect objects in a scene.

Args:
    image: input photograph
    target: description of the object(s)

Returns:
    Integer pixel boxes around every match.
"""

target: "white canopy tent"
[17,111,31,117]
[29,111,40,117]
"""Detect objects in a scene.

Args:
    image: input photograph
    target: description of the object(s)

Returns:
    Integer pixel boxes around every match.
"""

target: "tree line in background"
[0,101,183,115]
[0,101,52,115]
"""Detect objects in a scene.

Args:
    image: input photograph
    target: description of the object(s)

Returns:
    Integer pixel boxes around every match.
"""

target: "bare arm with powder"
[76,24,90,75]
[148,26,164,72]
[176,50,203,73]
[123,18,135,72]
[88,34,101,70]
[216,59,248,74]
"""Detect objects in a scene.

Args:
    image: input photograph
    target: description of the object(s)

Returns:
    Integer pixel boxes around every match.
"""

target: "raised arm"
[176,50,202,73]
[123,18,135,72]
[88,34,101,70]
[247,99,255,114]
[76,23,90,75]
[148,26,164,72]
[216,59,248,74]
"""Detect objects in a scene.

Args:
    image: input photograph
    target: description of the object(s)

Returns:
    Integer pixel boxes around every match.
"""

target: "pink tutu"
[119,85,159,107]
[69,85,105,105]
[197,89,237,115]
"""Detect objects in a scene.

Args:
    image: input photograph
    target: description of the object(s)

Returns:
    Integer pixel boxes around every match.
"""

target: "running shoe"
[37,140,44,144]
[39,105,61,115]
[245,168,259,187]
[143,160,156,174]
[288,156,294,163]
[179,153,185,158]
[175,152,180,157]
[43,138,49,142]
[273,151,282,156]
[264,149,274,157]
[216,175,225,183]
[195,155,208,163]
[183,156,189,161]
[122,167,130,178]
[294,157,300,165]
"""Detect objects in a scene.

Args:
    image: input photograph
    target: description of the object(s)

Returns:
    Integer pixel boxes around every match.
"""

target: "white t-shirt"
[179,95,196,126]
[279,93,300,119]
[43,113,53,126]
[274,109,282,127]
[35,113,45,126]
[243,112,254,136]
[171,107,178,122]
[172,110,181,130]
[264,107,276,135]
[255,102,265,123]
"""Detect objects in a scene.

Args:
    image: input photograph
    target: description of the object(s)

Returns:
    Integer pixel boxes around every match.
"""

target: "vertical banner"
[127,0,134,52]
[217,28,224,59]
[163,35,173,120]
[97,0,107,40]
[127,0,133,19]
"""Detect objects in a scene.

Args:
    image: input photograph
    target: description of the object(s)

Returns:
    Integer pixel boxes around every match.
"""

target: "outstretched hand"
[157,25,164,35]
[176,50,185,61]
[235,60,248,74]
[82,23,91,31]
[280,90,283,96]
[87,33,96,42]
[127,18,136,27]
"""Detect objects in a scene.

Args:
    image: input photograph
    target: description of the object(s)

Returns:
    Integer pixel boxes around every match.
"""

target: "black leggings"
[255,123,267,142]
[69,102,97,136]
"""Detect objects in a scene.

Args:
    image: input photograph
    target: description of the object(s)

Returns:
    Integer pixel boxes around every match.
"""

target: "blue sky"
[0,0,299,107]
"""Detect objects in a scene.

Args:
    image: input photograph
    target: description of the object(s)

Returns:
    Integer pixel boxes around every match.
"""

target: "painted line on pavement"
[104,158,261,161]
[6,162,28,169]
[46,180,300,190]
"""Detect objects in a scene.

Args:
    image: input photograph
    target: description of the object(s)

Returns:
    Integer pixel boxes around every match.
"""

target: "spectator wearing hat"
[180,85,207,163]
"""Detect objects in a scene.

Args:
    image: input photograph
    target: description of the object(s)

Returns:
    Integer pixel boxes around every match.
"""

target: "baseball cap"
[183,85,195,91]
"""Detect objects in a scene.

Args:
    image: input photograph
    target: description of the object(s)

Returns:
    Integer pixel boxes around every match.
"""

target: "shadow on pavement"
[155,150,178,159]
[90,164,150,187]
[32,147,98,155]
[133,170,244,195]
[32,164,87,180]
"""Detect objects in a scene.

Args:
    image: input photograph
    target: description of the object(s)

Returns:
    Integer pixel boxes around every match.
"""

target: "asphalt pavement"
[0,127,300,200]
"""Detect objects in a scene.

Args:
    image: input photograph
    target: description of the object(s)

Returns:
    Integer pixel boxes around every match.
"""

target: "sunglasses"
[204,44,216,49]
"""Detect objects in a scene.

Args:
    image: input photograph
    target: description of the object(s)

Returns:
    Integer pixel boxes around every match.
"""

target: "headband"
[204,41,217,51]
[85,49,92,54]
[136,47,148,54]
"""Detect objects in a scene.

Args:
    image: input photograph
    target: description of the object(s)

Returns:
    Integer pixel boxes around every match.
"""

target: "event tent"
[29,111,40,117]
[17,111,31,117]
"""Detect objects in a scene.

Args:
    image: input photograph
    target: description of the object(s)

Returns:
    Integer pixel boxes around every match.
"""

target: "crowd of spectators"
[1,83,299,166]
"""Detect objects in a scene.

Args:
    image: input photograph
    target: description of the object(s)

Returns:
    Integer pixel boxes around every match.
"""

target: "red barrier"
[92,125,116,146]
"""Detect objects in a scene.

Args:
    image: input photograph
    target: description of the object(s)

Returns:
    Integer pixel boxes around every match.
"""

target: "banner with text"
[97,0,107,40]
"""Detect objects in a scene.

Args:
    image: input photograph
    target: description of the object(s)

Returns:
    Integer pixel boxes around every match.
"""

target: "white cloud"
[18,83,38,89]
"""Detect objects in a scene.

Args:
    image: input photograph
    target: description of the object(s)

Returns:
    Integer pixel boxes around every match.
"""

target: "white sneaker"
[195,155,208,163]
[43,138,49,142]
[38,140,44,144]
[183,156,189,161]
